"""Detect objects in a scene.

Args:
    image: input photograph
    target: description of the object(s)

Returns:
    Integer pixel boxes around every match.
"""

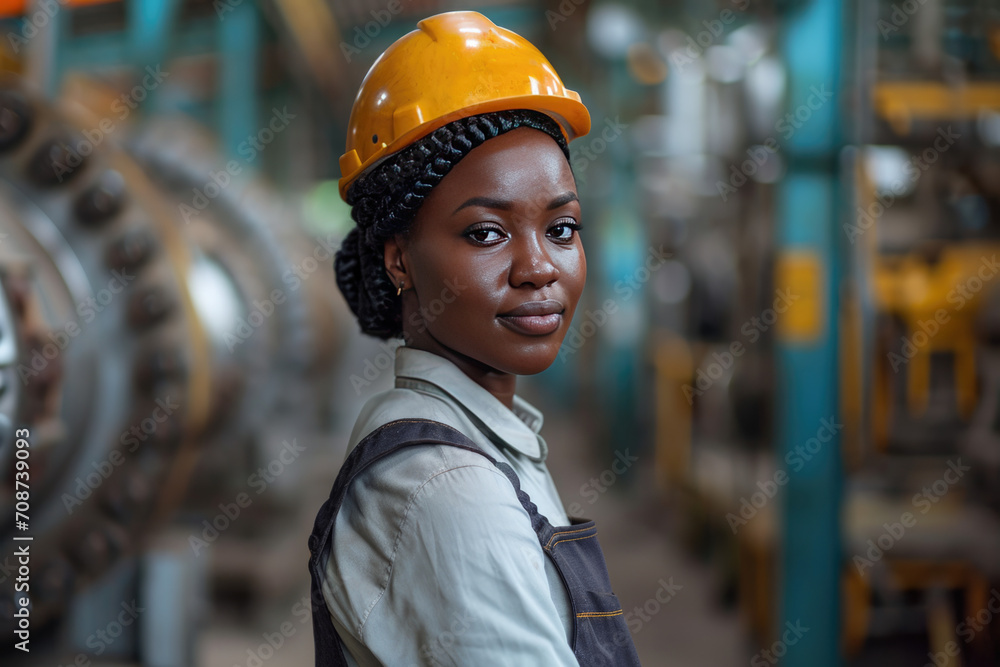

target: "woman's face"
[392,126,586,377]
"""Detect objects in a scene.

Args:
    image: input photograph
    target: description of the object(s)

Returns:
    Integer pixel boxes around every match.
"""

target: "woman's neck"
[401,331,517,410]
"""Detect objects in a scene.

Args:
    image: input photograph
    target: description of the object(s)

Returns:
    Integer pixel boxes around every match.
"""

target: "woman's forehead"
[432,129,576,203]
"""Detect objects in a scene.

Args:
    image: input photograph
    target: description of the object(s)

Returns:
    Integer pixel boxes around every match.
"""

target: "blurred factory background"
[0,0,998,665]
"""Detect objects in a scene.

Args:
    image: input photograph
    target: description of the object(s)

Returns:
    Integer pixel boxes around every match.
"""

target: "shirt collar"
[393,346,547,461]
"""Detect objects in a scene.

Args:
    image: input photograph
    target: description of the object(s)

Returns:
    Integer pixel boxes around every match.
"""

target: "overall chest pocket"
[543,520,641,664]
[544,522,625,615]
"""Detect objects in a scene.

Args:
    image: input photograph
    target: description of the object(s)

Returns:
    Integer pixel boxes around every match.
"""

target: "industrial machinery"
[647,1,1000,665]
[839,1,1000,662]
[0,79,343,665]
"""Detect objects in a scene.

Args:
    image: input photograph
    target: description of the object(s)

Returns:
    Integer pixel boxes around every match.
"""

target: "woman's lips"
[498,299,565,335]
[497,313,563,336]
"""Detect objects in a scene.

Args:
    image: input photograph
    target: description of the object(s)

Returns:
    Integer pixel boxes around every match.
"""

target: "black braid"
[334,109,571,340]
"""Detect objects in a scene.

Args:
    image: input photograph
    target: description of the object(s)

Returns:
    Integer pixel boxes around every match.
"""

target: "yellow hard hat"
[338,11,591,200]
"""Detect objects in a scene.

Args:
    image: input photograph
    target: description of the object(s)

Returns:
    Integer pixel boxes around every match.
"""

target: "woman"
[307,11,641,666]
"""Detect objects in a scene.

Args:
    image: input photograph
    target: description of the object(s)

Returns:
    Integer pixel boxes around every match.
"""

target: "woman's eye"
[464,225,507,245]
[549,220,581,242]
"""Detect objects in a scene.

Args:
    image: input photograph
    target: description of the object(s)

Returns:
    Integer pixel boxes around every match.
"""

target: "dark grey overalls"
[307,418,642,666]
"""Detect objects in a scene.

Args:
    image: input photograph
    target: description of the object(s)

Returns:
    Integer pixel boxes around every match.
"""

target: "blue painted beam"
[129,0,183,69]
[775,1,845,666]
[56,20,218,70]
[127,0,184,111]
[218,0,260,162]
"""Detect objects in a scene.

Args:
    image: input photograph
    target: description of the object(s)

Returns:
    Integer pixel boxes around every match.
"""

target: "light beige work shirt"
[321,346,578,666]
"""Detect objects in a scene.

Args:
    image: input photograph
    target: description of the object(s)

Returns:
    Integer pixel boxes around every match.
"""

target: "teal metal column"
[596,58,644,464]
[129,0,182,70]
[776,1,844,665]
[218,0,260,161]
[129,0,183,110]
[27,0,67,98]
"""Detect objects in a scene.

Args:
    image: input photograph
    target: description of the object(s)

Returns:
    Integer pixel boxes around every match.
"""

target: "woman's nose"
[509,234,560,288]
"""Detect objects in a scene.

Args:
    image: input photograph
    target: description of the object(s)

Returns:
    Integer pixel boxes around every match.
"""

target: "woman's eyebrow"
[453,192,580,214]
[547,192,579,210]
[453,196,514,214]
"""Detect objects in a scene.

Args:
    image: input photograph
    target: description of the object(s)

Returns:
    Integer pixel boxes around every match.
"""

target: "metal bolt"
[134,348,184,392]
[127,287,174,330]
[75,170,126,226]
[28,137,85,187]
[107,229,156,270]
[0,91,32,153]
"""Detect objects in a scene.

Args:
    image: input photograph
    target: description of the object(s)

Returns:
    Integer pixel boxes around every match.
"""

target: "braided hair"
[335,109,571,339]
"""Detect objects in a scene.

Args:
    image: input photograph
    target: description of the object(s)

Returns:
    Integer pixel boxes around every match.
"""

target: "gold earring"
[396,281,404,296]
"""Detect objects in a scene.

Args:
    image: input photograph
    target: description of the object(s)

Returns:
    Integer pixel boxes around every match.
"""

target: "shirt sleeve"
[359,463,579,667]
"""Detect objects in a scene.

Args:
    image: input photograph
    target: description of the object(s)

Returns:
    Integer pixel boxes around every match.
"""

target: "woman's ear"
[383,234,408,290]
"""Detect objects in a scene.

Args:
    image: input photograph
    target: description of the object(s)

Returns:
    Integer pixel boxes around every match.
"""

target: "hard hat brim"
[338,94,591,201]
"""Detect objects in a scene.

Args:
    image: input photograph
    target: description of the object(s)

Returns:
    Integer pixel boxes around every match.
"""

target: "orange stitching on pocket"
[544,525,594,549]
[576,610,623,618]
[545,533,597,551]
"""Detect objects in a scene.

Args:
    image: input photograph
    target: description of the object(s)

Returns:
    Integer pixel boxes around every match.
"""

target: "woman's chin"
[496,344,566,376]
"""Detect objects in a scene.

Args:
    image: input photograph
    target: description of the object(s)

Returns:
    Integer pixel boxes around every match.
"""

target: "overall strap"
[307,418,547,666]
[309,418,489,554]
